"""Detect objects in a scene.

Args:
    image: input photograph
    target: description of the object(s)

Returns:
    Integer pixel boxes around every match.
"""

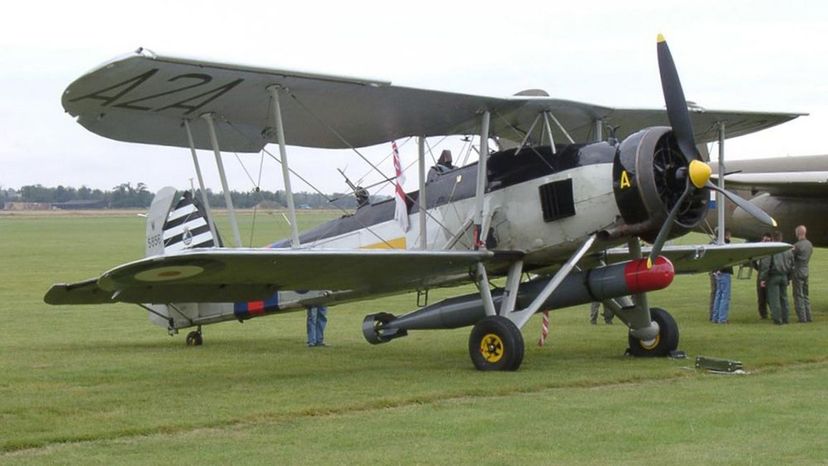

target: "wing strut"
[183,119,220,244]
[202,113,243,248]
[513,113,541,156]
[716,121,726,245]
[268,86,301,248]
[546,111,576,144]
[541,112,557,152]
[505,234,597,329]
[473,111,491,249]
[417,136,427,250]
[593,119,603,142]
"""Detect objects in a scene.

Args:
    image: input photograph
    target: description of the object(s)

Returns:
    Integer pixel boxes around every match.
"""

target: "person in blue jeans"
[712,230,733,324]
[306,305,328,347]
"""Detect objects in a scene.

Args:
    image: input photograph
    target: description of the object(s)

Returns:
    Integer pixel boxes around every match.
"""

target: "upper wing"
[62,49,803,152]
[601,242,791,274]
[45,248,502,305]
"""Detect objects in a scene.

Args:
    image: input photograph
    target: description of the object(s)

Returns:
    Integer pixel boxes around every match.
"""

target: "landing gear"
[627,307,678,357]
[469,316,525,371]
[186,326,203,346]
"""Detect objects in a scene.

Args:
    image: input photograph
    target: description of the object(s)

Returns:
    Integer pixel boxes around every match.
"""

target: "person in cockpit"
[427,150,456,182]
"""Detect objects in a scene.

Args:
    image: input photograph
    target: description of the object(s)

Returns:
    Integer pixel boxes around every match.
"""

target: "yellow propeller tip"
[646,257,653,269]
[771,218,778,228]
[657,33,666,43]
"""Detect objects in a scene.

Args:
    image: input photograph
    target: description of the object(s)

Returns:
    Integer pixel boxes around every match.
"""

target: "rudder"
[145,187,222,257]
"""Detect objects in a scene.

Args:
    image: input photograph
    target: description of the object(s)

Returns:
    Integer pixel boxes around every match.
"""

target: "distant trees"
[6,183,387,209]
[109,182,153,208]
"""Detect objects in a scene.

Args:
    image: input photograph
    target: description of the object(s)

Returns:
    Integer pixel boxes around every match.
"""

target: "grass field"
[1,211,827,464]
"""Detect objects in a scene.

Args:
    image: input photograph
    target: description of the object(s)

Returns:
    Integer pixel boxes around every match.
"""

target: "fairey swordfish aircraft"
[46,36,798,370]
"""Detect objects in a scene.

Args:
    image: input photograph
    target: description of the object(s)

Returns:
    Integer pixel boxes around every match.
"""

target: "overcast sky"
[3,0,827,197]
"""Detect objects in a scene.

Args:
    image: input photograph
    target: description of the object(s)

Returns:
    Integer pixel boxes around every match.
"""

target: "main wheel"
[627,307,678,357]
[186,330,203,346]
[468,316,525,371]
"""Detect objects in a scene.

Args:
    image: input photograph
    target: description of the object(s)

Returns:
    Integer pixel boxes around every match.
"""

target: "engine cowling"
[608,126,709,243]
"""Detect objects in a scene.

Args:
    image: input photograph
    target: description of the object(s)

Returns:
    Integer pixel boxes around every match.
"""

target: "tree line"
[1,183,386,210]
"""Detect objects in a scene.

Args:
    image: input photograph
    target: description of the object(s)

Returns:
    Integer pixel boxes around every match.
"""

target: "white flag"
[392,141,409,232]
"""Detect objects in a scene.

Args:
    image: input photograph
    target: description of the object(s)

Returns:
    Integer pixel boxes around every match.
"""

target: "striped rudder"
[163,191,221,253]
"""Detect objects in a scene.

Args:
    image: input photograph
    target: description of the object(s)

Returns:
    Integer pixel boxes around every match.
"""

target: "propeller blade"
[706,182,777,227]
[647,182,693,267]
[657,34,700,161]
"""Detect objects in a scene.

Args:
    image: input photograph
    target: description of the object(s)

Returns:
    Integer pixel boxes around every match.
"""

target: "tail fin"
[145,187,221,257]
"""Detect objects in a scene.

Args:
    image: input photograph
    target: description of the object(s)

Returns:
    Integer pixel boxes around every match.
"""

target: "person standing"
[306,305,329,347]
[589,302,613,325]
[712,230,733,324]
[708,269,717,321]
[752,232,772,319]
[762,231,794,325]
[708,231,720,322]
[792,225,813,322]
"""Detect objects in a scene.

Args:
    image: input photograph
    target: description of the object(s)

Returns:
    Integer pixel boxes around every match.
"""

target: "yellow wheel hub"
[480,333,504,363]
[639,333,661,350]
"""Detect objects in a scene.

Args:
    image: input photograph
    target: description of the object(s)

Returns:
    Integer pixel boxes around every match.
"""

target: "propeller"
[646,34,776,266]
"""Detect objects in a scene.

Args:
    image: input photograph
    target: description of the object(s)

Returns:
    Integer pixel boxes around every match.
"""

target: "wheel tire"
[186,331,203,346]
[627,307,678,357]
[468,316,525,371]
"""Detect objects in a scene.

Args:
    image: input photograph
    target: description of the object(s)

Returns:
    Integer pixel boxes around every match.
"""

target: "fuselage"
[271,143,626,271]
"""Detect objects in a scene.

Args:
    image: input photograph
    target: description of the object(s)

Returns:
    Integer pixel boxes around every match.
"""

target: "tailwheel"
[186,328,203,346]
[468,316,525,371]
[628,307,678,357]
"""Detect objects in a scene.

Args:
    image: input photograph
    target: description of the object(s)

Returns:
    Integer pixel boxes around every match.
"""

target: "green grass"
[1,212,826,464]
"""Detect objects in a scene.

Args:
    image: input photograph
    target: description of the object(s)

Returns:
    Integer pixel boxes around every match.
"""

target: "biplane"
[46,36,798,370]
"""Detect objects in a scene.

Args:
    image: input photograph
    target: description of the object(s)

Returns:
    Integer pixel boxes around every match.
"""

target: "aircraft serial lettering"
[146,233,162,250]
[620,170,632,189]
[70,69,244,115]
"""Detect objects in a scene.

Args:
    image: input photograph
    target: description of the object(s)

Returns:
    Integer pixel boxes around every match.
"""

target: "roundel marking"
[134,265,205,282]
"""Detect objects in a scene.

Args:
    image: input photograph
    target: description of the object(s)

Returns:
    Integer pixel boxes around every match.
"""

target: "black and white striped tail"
[163,192,220,252]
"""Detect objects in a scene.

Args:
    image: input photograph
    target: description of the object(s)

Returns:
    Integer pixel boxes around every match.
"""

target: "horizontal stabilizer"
[45,278,115,305]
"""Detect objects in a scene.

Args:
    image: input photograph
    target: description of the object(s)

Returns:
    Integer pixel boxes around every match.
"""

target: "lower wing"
[601,242,790,274]
[45,248,506,305]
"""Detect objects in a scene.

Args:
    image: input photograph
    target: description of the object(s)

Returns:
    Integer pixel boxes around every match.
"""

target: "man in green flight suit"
[792,225,813,323]
[760,231,794,325]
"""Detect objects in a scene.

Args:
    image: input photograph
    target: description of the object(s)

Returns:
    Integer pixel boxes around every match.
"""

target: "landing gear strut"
[468,316,525,371]
[627,308,678,357]
[186,326,203,346]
